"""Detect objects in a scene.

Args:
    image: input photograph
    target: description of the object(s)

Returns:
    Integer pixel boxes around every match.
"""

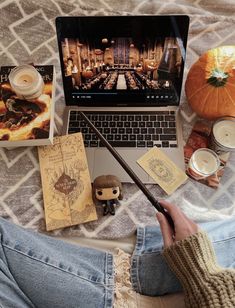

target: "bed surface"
[0,0,235,241]
[2,1,235,306]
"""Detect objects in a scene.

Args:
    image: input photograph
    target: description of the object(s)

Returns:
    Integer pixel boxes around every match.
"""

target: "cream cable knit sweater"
[163,230,235,308]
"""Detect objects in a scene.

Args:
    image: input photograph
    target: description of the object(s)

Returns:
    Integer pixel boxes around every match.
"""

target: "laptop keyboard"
[68,111,178,148]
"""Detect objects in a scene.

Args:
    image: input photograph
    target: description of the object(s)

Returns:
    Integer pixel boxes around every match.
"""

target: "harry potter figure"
[93,175,123,215]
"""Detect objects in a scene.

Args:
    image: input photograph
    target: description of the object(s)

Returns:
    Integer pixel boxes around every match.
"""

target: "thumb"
[156,212,174,248]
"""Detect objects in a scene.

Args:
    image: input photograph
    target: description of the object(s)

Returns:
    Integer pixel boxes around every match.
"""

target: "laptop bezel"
[56,15,189,108]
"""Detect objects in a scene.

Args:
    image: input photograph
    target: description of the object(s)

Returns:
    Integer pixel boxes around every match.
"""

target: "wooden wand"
[80,111,175,231]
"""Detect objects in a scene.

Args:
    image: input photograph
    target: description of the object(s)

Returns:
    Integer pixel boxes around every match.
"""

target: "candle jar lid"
[189,148,220,177]
[9,64,44,101]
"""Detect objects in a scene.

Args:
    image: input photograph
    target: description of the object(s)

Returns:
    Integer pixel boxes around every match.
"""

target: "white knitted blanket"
[0,0,235,238]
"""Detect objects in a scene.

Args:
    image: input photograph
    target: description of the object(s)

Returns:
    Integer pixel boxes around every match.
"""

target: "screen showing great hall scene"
[59,17,188,105]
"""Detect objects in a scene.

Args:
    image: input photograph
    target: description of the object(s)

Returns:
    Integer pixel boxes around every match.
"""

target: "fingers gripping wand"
[80,112,175,231]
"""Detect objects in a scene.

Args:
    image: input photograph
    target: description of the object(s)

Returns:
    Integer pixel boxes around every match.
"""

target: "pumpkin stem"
[207,68,229,87]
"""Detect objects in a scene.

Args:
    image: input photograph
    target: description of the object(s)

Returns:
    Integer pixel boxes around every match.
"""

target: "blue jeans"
[0,216,235,307]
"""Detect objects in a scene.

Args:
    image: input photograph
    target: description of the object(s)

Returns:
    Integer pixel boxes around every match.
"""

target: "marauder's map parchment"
[137,147,188,195]
[38,133,97,231]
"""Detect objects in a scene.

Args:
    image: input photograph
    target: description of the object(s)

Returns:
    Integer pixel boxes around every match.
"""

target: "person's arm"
[156,201,235,308]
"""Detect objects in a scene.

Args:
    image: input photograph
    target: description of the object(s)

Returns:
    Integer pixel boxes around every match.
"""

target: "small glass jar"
[9,64,44,101]
[210,116,235,154]
[187,148,220,180]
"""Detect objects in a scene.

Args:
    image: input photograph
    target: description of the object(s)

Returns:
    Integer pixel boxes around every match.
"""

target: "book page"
[38,133,97,231]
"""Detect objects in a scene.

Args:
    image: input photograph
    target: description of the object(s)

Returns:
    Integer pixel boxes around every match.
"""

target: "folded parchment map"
[38,133,97,231]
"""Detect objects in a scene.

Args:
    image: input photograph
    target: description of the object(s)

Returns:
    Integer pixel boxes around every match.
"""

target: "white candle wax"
[9,65,44,100]
[213,120,235,148]
[191,149,220,175]
[14,73,35,86]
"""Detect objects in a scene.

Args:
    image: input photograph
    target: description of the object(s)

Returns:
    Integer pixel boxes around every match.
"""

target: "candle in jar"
[9,64,44,100]
[189,148,220,176]
[213,119,235,149]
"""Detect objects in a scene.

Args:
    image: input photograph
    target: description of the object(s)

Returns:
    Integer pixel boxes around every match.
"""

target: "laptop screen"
[56,16,189,107]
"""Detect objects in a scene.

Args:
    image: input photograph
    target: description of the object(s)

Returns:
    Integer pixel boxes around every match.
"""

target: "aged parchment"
[137,147,188,195]
[38,133,97,231]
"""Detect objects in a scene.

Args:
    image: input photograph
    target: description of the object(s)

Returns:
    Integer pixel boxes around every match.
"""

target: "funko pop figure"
[93,175,123,215]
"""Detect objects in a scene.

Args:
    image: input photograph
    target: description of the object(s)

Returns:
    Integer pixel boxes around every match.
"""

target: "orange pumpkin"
[185,46,235,120]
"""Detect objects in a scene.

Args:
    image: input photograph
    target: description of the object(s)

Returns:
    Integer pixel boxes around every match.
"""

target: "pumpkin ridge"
[215,87,219,117]
[225,80,235,89]
[224,87,235,107]
[200,86,215,116]
[186,82,210,100]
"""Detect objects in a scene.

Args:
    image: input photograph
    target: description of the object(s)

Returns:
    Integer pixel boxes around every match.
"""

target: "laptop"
[56,15,189,183]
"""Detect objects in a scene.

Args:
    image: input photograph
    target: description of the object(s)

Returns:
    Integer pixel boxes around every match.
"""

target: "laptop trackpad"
[93,148,149,183]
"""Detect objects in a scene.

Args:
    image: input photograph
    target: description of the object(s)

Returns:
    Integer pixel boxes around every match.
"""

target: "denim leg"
[0,218,114,308]
[0,241,35,307]
[131,216,235,296]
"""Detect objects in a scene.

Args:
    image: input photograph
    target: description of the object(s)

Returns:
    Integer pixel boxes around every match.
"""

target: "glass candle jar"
[187,148,220,180]
[210,116,235,154]
[8,64,44,101]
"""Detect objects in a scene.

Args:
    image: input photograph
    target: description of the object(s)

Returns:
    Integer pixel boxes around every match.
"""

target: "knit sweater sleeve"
[163,230,235,308]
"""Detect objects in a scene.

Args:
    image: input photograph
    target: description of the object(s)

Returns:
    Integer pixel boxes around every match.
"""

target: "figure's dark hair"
[92,175,123,201]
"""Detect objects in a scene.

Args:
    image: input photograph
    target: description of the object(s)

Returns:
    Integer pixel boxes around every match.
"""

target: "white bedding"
[58,234,136,254]
[1,0,235,241]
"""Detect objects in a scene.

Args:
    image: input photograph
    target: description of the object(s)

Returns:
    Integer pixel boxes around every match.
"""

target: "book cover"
[38,132,97,231]
[0,65,55,147]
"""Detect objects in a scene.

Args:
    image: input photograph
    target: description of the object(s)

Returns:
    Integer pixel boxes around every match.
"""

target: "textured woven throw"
[0,0,235,239]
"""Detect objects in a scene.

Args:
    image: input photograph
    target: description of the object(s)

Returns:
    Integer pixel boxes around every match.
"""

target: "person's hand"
[156,200,199,248]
